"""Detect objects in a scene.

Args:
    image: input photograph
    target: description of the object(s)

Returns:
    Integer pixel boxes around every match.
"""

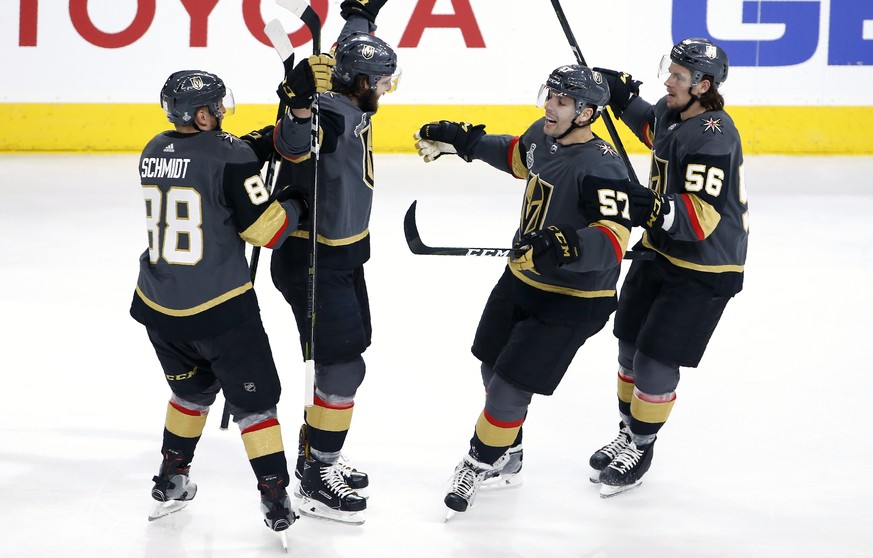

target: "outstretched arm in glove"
[413,120,486,162]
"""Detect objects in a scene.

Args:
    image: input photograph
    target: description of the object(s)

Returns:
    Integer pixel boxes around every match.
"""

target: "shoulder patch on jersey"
[526,143,537,170]
[700,117,723,134]
[597,142,618,157]
[217,132,238,143]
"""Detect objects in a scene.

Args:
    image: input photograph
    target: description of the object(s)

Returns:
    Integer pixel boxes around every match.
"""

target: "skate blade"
[481,473,523,490]
[279,530,288,553]
[148,500,188,521]
[589,468,603,484]
[599,480,642,498]
[296,497,366,525]
[444,509,458,522]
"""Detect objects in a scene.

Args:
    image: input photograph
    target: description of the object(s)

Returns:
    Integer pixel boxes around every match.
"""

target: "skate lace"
[608,445,644,474]
[321,463,357,498]
[450,462,483,499]
[599,431,630,460]
[336,455,359,476]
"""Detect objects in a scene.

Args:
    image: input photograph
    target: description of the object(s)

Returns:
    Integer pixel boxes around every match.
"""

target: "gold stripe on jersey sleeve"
[590,219,631,252]
[641,234,745,273]
[510,140,527,179]
[240,200,286,246]
[289,228,369,246]
[135,282,253,316]
[687,194,721,238]
[507,264,615,298]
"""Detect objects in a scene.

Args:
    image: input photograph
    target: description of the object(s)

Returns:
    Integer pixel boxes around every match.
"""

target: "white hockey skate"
[444,450,513,520]
[481,445,523,490]
[148,473,197,521]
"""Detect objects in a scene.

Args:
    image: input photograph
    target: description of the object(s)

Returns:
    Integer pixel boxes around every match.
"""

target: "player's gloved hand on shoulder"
[628,184,674,230]
[240,125,275,164]
[277,54,335,109]
[593,68,642,119]
[340,0,388,23]
[513,225,580,273]
[413,120,486,163]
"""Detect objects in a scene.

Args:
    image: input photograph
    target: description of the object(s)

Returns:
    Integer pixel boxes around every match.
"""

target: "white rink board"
[3,0,873,106]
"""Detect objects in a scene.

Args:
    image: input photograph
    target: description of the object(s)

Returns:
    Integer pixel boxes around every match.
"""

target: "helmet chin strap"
[679,86,700,114]
[556,111,594,140]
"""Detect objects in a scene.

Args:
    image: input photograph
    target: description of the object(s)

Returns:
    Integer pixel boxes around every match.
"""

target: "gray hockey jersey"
[621,96,749,295]
[470,117,634,320]
[274,92,375,269]
[131,130,300,340]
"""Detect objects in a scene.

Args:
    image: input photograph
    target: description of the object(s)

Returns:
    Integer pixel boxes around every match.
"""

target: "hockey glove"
[513,225,581,273]
[628,184,674,230]
[240,125,275,165]
[340,0,388,23]
[277,54,335,109]
[414,121,486,163]
[593,68,642,119]
[275,184,310,223]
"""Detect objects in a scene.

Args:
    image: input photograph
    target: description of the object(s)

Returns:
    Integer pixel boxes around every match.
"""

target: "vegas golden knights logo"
[520,173,554,235]
[356,116,375,189]
[649,154,669,195]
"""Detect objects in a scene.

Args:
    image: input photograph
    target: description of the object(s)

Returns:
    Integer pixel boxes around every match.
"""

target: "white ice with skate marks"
[1,154,872,557]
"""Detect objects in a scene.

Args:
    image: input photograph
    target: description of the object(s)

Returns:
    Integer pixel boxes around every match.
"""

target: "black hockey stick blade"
[404,201,654,261]
[404,201,522,257]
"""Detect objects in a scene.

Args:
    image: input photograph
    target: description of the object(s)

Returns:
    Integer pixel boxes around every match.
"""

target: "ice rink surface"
[1,152,871,557]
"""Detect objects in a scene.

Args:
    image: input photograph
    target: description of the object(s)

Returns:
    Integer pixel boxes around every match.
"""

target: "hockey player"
[270,0,398,524]
[587,38,748,497]
[414,65,643,515]
[131,68,322,532]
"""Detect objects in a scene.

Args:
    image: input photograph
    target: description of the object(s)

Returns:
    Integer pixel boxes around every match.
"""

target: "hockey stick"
[405,201,524,257]
[405,200,654,261]
[548,0,640,185]
[220,19,296,431]
[277,0,322,408]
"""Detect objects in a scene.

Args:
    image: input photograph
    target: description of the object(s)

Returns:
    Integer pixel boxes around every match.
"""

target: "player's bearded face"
[357,88,381,112]
[357,75,393,113]
[542,91,578,137]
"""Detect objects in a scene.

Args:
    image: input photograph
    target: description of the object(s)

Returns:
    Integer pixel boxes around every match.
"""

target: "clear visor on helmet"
[374,67,402,93]
[658,55,693,85]
[536,84,562,107]
[220,88,235,116]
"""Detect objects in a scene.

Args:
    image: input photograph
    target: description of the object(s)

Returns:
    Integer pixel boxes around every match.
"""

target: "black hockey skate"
[149,448,197,521]
[589,422,631,483]
[295,458,367,525]
[481,445,523,489]
[599,439,655,498]
[294,424,369,493]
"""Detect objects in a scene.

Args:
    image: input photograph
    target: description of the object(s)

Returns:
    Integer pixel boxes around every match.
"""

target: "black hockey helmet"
[538,65,610,116]
[666,38,729,87]
[333,33,399,90]
[160,70,234,125]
